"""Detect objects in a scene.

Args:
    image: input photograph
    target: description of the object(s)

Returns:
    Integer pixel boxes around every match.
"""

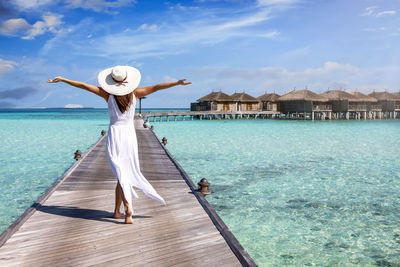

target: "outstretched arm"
[48,76,110,102]
[134,79,192,100]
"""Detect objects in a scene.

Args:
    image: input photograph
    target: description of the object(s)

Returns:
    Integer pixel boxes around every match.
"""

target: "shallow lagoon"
[152,119,400,266]
[1,109,399,266]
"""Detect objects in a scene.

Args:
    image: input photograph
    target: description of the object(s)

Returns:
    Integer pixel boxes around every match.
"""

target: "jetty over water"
[0,118,255,266]
[143,110,279,122]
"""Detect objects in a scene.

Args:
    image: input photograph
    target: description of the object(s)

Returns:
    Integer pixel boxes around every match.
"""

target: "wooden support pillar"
[328,112,332,120]
[311,111,314,121]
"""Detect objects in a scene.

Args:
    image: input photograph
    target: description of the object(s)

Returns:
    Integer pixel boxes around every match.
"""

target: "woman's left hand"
[47,76,64,83]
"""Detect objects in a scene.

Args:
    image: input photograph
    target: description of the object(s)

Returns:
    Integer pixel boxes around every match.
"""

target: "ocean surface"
[1,108,399,266]
[151,119,400,266]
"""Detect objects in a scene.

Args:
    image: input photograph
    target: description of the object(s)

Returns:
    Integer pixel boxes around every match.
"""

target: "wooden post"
[198,178,211,196]
[138,96,146,114]
[74,150,82,161]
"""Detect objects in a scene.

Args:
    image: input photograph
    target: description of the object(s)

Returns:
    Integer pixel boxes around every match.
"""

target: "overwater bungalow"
[369,92,400,118]
[321,90,373,119]
[349,92,381,119]
[230,92,259,111]
[277,89,331,120]
[190,91,235,111]
[256,93,280,112]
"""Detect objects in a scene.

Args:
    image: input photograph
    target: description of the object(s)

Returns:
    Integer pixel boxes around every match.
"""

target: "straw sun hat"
[98,65,141,96]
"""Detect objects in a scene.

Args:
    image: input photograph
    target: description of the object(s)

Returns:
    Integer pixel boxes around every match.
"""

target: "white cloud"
[161,75,177,83]
[0,14,63,40]
[0,18,30,35]
[8,0,136,13]
[257,0,300,7]
[0,58,17,78]
[361,6,378,16]
[363,27,386,32]
[257,30,280,38]
[167,3,199,11]
[23,14,63,40]
[137,24,158,32]
[50,5,276,60]
[38,91,55,103]
[191,61,364,94]
[11,0,55,11]
[376,10,396,17]
[361,6,396,18]
[65,0,136,12]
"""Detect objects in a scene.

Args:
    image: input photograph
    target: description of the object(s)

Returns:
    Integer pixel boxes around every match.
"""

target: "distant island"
[64,104,84,108]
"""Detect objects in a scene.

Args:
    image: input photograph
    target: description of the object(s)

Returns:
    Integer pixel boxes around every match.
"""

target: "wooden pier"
[0,118,256,266]
[143,110,400,122]
[143,110,279,122]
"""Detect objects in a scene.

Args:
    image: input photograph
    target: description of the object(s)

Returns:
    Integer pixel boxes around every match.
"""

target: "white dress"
[106,95,166,214]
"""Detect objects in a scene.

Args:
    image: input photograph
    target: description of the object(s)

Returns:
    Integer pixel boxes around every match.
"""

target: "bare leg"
[121,189,133,224]
[113,182,123,218]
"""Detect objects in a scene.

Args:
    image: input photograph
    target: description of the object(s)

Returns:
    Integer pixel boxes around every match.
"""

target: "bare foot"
[125,210,133,224]
[113,210,123,218]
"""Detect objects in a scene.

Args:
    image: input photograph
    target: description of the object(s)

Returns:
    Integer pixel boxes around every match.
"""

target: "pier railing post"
[198,178,211,196]
[74,150,82,161]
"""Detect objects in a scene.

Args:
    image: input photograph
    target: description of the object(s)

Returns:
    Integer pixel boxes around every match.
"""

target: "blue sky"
[0,0,399,108]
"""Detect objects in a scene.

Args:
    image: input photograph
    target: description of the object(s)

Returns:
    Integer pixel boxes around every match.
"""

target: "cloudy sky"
[0,0,399,108]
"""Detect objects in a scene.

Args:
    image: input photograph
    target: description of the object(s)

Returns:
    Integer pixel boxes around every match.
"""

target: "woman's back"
[108,95,136,126]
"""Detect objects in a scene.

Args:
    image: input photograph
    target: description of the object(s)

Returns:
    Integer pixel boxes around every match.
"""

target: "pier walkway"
[143,110,279,122]
[0,119,255,266]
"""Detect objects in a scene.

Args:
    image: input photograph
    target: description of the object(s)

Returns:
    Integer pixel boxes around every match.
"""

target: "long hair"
[114,92,133,113]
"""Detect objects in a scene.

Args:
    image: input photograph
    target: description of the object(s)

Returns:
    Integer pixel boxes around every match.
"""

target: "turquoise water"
[151,119,400,266]
[1,109,399,266]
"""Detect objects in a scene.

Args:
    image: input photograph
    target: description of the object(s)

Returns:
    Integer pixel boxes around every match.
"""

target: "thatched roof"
[277,90,328,102]
[230,92,258,102]
[320,90,360,101]
[256,93,281,102]
[349,92,377,102]
[197,91,234,102]
[369,91,400,101]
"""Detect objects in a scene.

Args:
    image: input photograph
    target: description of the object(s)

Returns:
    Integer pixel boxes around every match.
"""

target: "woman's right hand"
[47,76,64,83]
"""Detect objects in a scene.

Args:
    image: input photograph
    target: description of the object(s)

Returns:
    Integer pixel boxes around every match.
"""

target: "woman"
[48,65,191,224]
